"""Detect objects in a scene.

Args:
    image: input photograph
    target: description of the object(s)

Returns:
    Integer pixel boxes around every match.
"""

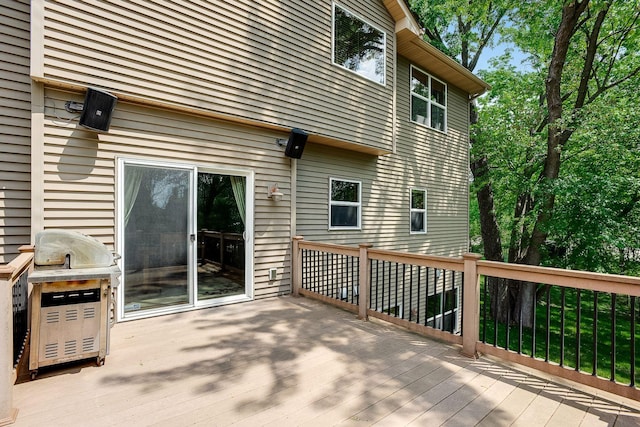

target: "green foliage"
[409,0,511,70]
[412,0,640,274]
[198,174,244,234]
[546,85,640,273]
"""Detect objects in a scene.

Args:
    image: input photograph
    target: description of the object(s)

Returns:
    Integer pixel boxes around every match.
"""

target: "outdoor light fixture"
[268,183,283,202]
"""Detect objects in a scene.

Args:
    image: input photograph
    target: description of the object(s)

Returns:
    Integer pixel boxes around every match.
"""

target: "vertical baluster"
[424,267,430,326]
[315,250,319,293]
[450,270,455,333]
[355,256,359,305]
[593,291,599,376]
[409,265,413,322]
[310,250,314,292]
[576,289,581,371]
[395,262,399,317]
[631,296,636,387]
[611,293,617,382]
[368,258,373,309]
[375,260,380,310]
[388,261,392,314]
[545,286,551,363]
[560,287,565,367]
[302,249,307,290]
[353,256,358,304]
[348,255,351,302]
[518,295,523,355]
[531,283,537,358]
[506,286,510,351]
[401,264,406,319]
[329,253,334,298]
[435,269,439,328]
[459,271,463,336]
[482,275,488,343]
[493,278,499,347]
[441,270,447,332]
[416,266,421,324]
[322,252,329,295]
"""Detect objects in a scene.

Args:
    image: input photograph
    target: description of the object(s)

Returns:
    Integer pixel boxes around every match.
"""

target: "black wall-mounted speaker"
[79,88,117,132]
[284,128,308,159]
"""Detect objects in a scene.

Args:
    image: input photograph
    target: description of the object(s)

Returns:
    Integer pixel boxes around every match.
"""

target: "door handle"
[190,234,196,242]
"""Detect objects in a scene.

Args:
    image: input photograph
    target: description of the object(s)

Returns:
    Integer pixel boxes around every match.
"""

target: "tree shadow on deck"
[98,297,640,425]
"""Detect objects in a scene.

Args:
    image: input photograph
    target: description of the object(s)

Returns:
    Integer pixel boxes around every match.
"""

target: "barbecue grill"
[28,230,120,379]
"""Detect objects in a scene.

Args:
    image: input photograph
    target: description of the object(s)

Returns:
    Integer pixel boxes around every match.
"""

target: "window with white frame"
[410,66,447,131]
[333,3,386,85]
[329,178,361,229]
[410,188,427,234]
[426,287,459,333]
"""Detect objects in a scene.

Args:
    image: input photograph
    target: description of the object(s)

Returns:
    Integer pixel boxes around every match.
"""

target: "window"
[410,66,447,132]
[330,178,361,229]
[426,288,459,333]
[333,3,386,85]
[410,188,427,234]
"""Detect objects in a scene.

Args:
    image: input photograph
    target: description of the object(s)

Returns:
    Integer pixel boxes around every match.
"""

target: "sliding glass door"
[119,160,252,320]
[196,173,246,301]
[122,164,192,314]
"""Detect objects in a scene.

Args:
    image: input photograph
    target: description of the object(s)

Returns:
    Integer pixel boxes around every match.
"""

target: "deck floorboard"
[12,296,640,426]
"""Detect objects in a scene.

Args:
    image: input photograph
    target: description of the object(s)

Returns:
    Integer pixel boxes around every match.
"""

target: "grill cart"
[28,230,120,379]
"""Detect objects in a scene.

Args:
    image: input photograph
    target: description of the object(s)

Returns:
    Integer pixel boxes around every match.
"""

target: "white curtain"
[230,176,246,225]
[124,166,144,227]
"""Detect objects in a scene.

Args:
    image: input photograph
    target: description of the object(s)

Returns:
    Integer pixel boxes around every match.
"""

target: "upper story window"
[329,178,361,230]
[410,66,447,132]
[410,188,427,234]
[333,3,386,85]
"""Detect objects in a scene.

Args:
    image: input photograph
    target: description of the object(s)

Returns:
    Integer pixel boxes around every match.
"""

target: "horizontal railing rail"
[291,236,640,401]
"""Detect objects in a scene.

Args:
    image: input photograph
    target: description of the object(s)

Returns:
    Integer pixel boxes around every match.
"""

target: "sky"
[474,40,530,73]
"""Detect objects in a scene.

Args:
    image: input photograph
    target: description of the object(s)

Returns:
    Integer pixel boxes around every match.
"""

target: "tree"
[412,0,640,326]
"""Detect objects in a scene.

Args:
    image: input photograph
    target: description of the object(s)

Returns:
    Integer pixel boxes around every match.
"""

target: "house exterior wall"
[22,1,481,317]
[0,0,31,263]
[33,0,396,153]
[37,88,292,299]
[296,56,470,257]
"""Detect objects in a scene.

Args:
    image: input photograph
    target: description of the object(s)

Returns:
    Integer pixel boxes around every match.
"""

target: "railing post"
[462,253,482,359]
[0,264,18,425]
[292,236,304,296]
[358,244,373,321]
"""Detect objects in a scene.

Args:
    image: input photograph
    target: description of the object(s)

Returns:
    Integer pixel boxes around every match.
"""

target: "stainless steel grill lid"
[34,229,115,269]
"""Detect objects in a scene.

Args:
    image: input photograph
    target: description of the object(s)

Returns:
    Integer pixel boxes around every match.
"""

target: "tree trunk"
[486,1,591,328]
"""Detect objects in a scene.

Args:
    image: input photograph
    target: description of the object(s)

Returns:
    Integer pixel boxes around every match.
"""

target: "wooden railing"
[199,230,244,272]
[1,246,34,425]
[291,236,640,401]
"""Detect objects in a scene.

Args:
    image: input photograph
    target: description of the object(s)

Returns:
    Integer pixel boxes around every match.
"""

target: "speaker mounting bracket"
[64,101,84,113]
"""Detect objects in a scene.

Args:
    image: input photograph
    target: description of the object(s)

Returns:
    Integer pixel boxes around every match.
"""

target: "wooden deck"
[12,296,640,426]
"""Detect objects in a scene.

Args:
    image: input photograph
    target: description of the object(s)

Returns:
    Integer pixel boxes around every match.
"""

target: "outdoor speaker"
[79,88,117,132]
[284,128,308,159]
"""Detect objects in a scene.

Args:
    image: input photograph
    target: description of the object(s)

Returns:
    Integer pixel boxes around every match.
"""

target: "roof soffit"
[382,0,490,97]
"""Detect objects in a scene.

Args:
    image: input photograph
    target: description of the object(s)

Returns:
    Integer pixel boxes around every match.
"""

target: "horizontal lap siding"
[0,0,31,263]
[40,0,395,152]
[42,88,292,299]
[296,57,470,257]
